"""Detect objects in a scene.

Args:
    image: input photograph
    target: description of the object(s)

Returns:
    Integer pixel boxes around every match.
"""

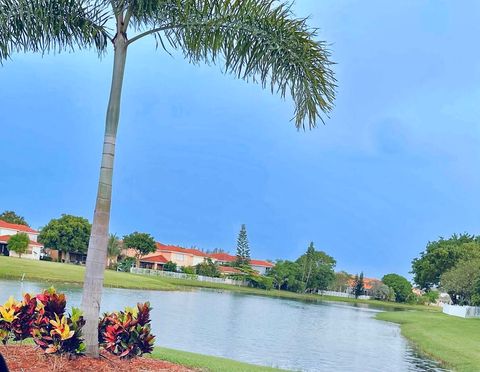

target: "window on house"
[174,254,184,261]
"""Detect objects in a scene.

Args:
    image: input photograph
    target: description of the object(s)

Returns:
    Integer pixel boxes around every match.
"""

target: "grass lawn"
[150,347,283,371]
[0,256,176,291]
[376,310,480,371]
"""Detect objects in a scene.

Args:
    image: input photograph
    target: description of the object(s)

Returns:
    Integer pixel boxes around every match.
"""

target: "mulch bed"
[1,345,197,372]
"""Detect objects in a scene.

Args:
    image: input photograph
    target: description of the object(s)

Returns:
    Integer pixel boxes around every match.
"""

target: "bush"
[247,275,273,290]
[163,261,177,272]
[117,257,136,272]
[181,266,196,275]
[196,258,220,277]
[371,282,395,301]
[33,308,85,355]
[0,289,155,359]
[99,302,155,358]
[0,288,85,356]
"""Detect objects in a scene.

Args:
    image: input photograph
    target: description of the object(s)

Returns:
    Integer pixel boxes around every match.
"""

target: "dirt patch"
[1,345,196,372]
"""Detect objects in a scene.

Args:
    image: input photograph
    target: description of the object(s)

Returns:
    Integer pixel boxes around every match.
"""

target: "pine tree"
[235,224,250,266]
[353,272,365,298]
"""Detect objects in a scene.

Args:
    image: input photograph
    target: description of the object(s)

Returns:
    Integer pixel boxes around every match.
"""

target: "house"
[132,242,210,268]
[208,253,274,275]
[347,277,382,296]
[0,220,44,260]
[138,253,168,270]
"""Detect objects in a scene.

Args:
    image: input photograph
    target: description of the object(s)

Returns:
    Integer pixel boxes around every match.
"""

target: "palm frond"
[127,0,336,128]
[0,0,112,60]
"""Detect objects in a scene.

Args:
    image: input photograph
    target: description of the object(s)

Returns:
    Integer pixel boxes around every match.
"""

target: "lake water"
[0,279,446,371]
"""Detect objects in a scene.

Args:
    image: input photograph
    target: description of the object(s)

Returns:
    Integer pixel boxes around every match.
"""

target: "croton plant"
[99,302,155,358]
[0,288,155,359]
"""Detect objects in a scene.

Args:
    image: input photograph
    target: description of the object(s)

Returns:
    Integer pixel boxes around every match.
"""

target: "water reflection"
[0,280,447,372]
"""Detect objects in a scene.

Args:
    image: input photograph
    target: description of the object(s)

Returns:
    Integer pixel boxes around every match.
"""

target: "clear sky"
[1,1,479,279]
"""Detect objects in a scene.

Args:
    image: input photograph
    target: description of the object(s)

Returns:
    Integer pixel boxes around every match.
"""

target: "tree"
[440,259,480,305]
[38,214,91,263]
[268,260,302,290]
[296,243,336,292]
[163,261,177,272]
[8,232,29,258]
[196,258,220,277]
[411,233,480,290]
[122,232,156,268]
[2,0,335,357]
[370,281,394,301]
[382,273,412,303]
[328,271,352,292]
[106,233,121,267]
[235,224,251,266]
[352,272,365,298]
[0,210,29,226]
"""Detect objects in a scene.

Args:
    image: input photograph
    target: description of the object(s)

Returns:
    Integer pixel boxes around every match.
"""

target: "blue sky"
[1,0,479,279]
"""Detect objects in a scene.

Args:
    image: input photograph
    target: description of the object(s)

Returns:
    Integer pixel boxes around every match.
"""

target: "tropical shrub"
[163,261,177,272]
[247,275,273,290]
[0,296,20,344]
[99,302,155,358]
[11,293,39,341]
[196,258,220,277]
[370,282,395,301]
[181,266,196,275]
[33,308,86,355]
[117,256,136,272]
[0,289,154,359]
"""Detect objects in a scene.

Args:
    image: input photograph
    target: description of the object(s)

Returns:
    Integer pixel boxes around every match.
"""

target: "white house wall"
[0,227,38,242]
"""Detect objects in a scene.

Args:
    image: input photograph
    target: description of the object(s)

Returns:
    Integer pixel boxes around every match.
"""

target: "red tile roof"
[156,242,208,257]
[208,253,236,262]
[249,259,274,268]
[0,220,38,234]
[140,254,168,264]
[348,277,381,290]
[0,235,43,247]
[208,253,274,267]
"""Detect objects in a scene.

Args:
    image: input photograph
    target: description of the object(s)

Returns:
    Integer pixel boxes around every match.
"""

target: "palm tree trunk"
[81,33,128,358]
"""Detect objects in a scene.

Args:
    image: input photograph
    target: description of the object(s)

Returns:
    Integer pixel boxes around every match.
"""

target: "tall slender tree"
[1,0,336,356]
[235,224,250,266]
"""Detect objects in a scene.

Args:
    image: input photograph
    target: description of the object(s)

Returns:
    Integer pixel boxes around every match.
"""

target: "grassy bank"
[376,310,480,371]
[0,256,434,311]
[151,347,283,371]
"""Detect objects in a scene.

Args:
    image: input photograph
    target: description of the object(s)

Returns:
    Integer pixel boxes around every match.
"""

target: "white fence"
[130,267,246,286]
[319,290,371,300]
[443,304,480,318]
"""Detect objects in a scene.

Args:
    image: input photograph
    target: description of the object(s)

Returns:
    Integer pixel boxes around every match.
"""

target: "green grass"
[150,347,284,371]
[0,256,176,291]
[376,310,480,371]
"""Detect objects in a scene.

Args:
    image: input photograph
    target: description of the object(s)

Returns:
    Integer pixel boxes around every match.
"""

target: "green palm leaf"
[127,0,336,128]
[0,0,111,60]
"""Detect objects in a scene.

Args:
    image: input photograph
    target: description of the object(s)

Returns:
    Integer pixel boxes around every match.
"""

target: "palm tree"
[107,233,121,266]
[1,0,336,356]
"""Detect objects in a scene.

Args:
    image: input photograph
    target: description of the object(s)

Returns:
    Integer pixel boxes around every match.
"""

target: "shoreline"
[0,256,435,312]
[376,310,480,371]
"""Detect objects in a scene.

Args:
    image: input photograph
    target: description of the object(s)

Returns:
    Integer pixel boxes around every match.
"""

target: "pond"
[0,279,446,371]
